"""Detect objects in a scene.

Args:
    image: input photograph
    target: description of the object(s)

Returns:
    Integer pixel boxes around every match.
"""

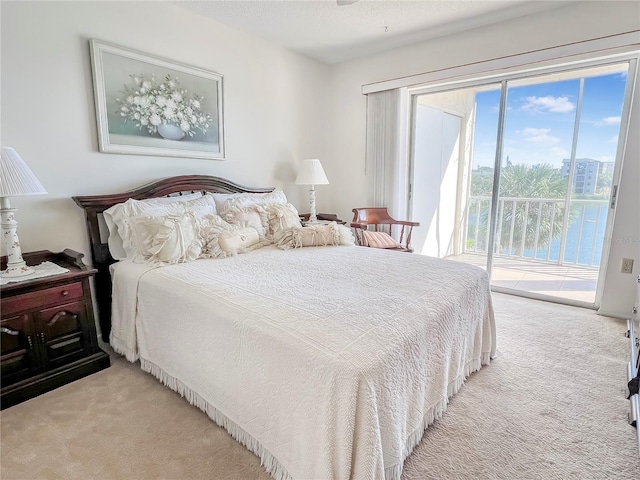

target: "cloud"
[608,135,619,143]
[595,116,621,126]
[518,127,560,144]
[520,127,550,136]
[551,146,570,157]
[521,96,575,113]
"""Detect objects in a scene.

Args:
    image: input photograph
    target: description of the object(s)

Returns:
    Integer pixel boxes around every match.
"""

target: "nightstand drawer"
[1,282,84,316]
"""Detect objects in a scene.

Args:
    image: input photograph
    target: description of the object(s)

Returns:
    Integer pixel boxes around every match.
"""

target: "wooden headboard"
[73,175,274,341]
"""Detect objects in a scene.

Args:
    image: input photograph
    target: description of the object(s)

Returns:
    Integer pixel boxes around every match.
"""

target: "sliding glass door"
[409,58,635,306]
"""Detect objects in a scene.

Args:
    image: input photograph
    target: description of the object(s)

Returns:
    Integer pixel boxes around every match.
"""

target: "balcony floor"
[447,253,598,303]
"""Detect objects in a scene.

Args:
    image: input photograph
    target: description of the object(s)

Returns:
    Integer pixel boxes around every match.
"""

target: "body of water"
[467,204,608,267]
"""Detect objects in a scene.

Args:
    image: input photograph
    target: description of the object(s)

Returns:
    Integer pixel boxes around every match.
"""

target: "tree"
[595,170,613,198]
[470,173,493,196]
[468,163,571,254]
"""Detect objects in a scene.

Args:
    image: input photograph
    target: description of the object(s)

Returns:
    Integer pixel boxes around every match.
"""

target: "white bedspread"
[110,246,496,480]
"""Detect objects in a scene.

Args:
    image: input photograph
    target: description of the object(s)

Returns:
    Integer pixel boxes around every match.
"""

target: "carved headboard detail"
[73,175,274,341]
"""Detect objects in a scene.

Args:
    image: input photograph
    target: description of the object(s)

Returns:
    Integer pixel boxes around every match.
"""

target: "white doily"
[0,261,70,285]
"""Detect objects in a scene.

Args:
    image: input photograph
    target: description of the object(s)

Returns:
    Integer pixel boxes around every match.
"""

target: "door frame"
[406,52,639,309]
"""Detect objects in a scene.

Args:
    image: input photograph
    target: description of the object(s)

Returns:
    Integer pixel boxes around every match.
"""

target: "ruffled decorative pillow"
[128,212,203,265]
[262,203,302,238]
[103,192,204,260]
[199,214,269,258]
[223,205,269,238]
[199,214,236,258]
[105,194,217,260]
[275,223,355,250]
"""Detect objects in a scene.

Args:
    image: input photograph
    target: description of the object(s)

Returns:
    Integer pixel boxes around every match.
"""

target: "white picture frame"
[89,39,225,160]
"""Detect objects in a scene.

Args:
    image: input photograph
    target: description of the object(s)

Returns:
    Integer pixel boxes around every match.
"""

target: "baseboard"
[597,307,631,320]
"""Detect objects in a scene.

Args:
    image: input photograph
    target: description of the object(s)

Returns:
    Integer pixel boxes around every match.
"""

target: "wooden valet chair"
[351,207,420,253]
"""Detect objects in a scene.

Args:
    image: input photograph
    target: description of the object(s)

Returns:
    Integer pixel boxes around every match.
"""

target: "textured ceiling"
[173,0,569,64]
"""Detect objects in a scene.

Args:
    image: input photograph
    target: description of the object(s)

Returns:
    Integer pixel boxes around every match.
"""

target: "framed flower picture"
[89,39,225,160]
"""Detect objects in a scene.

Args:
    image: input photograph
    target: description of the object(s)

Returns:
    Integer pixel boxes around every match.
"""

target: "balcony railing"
[464,196,608,268]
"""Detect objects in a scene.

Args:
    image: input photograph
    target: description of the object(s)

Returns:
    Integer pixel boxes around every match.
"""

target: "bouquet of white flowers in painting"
[115,74,213,138]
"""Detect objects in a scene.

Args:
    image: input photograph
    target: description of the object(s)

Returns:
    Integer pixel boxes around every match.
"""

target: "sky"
[472,68,628,168]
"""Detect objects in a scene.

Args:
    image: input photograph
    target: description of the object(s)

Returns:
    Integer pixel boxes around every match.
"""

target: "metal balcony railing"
[464,196,609,268]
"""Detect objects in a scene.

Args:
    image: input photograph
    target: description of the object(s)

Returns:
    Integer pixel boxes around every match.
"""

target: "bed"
[73,175,496,480]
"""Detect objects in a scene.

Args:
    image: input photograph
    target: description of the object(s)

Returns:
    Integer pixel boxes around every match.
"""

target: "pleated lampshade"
[0,147,47,197]
[295,159,329,185]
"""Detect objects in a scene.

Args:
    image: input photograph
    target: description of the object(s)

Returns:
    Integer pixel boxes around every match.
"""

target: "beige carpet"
[1,293,639,479]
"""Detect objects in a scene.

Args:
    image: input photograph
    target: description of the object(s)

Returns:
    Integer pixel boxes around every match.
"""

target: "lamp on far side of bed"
[295,158,329,224]
[0,147,47,277]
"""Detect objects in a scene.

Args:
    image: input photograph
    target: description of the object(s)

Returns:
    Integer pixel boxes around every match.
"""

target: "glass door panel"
[494,63,629,302]
[562,67,628,301]
[465,85,502,271]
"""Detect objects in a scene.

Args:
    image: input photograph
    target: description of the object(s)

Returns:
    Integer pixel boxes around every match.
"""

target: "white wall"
[325,1,640,318]
[0,1,330,258]
[1,1,638,318]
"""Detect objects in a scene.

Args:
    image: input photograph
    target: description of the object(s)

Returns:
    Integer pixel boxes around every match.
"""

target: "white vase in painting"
[157,123,185,141]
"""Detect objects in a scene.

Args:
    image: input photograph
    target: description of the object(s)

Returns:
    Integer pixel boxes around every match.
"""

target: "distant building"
[474,166,494,176]
[561,158,614,194]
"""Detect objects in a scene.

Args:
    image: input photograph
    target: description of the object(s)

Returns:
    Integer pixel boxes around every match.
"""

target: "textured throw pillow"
[105,195,217,260]
[103,192,204,260]
[223,205,269,238]
[275,223,355,250]
[128,212,202,265]
[199,215,268,258]
[211,190,288,213]
[199,214,235,258]
[336,224,357,246]
[362,230,402,249]
[218,227,261,255]
[262,203,302,238]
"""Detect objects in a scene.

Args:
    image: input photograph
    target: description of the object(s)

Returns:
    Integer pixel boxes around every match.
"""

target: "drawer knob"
[61,290,69,296]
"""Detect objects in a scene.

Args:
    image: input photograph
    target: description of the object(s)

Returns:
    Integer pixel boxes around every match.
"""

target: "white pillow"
[211,190,287,213]
[105,194,216,260]
[103,192,204,260]
[128,212,202,265]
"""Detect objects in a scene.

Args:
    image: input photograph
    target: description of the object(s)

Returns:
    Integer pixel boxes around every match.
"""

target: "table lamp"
[295,158,329,224]
[1,147,47,277]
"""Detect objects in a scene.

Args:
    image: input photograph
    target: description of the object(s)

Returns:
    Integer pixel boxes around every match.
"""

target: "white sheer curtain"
[365,88,408,220]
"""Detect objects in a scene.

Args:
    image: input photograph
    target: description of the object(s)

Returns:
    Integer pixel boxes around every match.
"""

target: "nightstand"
[299,213,346,225]
[1,249,110,409]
